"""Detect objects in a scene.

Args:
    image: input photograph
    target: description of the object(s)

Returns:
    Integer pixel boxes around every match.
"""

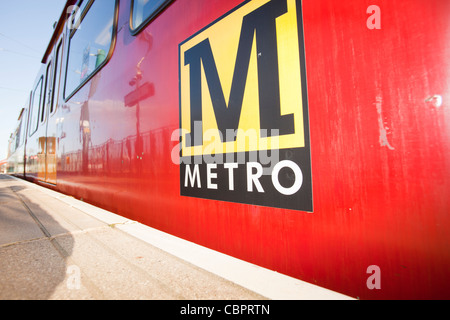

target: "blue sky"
[0,0,66,160]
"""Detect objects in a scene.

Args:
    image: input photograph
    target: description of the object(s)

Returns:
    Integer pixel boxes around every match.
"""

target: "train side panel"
[7,0,450,299]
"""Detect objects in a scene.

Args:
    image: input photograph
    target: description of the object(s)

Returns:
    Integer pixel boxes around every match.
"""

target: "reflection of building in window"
[65,0,116,98]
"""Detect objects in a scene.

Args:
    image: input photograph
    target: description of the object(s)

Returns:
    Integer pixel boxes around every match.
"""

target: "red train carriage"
[6,0,450,299]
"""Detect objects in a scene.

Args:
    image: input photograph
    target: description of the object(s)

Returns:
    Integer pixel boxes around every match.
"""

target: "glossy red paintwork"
[7,0,450,299]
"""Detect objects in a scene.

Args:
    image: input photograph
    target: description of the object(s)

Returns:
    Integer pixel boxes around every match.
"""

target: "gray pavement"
[0,174,266,300]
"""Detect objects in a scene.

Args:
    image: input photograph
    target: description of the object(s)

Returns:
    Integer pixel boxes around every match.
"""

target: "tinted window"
[15,117,23,150]
[29,78,43,136]
[42,61,52,123]
[51,42,63,114]
[131,0,172,32]
[65,0,116,99]
[20,110,26,146]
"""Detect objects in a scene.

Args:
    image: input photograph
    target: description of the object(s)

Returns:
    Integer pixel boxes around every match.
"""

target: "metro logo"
[180,0,305,156]
[178,0,313,212]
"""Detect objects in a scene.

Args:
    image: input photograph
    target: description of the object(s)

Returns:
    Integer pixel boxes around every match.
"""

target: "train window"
[130,0,172,34]
[19,108,26,147]
[29,78,43,136]
[15,117,23,151]
[41,61,53,123]
[51,42,63,114]
[64,0,117,100]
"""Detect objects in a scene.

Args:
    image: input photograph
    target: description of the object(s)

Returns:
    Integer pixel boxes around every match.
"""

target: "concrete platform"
[0,174,353,300]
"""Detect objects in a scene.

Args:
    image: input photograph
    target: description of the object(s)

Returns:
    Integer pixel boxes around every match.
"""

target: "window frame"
[129,0,173,35]
[63,0,119,101]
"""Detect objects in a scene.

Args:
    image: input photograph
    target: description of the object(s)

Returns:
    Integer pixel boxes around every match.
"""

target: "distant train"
[6,0,450,299]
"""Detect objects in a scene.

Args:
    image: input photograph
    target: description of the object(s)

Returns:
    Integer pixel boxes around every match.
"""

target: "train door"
[43,39,63,185]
